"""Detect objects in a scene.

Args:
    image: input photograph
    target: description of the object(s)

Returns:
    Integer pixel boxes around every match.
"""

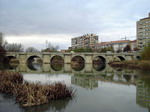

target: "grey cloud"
[0,0,150,36]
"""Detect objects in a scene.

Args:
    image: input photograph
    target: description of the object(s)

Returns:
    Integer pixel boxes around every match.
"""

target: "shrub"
[139,61,150,71]
[141,42,150,60]
[123,45,131,52]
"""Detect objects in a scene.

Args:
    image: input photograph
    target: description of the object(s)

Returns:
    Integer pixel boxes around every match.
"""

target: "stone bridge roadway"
[5,52,140,64]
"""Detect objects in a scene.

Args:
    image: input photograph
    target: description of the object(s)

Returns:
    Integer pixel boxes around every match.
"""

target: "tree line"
[72,45,134,53]
[0,32,59,63]
[0,33,59,53]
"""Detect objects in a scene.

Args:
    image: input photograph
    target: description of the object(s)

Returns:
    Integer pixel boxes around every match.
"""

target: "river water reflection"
[0,63,150,112]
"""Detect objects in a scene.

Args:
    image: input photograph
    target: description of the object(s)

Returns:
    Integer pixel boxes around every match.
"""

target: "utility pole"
[121,36,136,40]
[45,40,48,48]
[121,36,127,40]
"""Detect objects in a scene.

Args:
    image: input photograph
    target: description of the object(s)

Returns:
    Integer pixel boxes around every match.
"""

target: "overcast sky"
[0,0,150,50]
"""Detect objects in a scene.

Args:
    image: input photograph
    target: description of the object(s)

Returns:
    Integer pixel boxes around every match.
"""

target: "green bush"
[139,61,150,71]
[101,46,114,53]
[141,42,150,60]
[123,45,131,52]
[73,48,92,52]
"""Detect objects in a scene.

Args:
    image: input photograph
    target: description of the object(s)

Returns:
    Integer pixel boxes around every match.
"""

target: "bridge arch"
[27,55,43,70]
[136,56,141,60]
[92,56,106,71]
[93,56,106,63]
[123,74,131,82]
[27,55,43,63]
[50,55,64,71]
[71,55,85,71]
[50,55,64,64]
[3,56,19,64]
[2,56,19,69]
[117,56,125,61]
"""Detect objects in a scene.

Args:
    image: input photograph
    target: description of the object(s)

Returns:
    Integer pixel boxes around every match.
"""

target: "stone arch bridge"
[5,52,140,64]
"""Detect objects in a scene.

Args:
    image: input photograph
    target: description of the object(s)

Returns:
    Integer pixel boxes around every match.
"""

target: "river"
[0,63,150,112]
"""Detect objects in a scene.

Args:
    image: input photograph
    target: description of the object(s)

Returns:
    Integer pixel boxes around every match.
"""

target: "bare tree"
[0,32,3,46]
[0,32,7,47]
[0,32,6,63]
[26,47,39,52]
[42,41,59,52]
[5,43,24,52]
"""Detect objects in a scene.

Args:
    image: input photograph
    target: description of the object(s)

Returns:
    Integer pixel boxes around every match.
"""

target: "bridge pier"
[19,53,27,64]
[85,54,93,64]
[64,54,72,64]
[43,53,51,64]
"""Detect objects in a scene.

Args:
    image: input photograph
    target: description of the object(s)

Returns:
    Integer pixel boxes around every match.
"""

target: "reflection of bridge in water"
[7,63,137,75]
[71,71,138,89]
[7,63,139,89]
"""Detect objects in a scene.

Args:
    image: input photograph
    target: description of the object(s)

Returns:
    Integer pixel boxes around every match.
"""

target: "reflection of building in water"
[71,76,98,89]
[137,80,150,109]
[95,73,137,85]
[71,73,137,89]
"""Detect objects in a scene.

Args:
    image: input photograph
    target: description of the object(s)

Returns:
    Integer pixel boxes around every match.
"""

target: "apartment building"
[137,13,150,50]
[71,34,98,49]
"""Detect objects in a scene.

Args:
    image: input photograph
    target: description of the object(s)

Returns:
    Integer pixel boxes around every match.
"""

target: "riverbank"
[109,60,150,71]
[0,71,74,107]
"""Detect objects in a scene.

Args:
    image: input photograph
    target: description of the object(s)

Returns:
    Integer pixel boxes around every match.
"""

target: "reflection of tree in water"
[123,75,131,82]
[71,63,84,71]
[51,63,64,71]
[22,99,72,112]
[93,63,106,71]
[1,56,19,70]
[71,56,85,71]
[27,63,42,71]
[51,56,64,71]
[1,63,18,70]
[27,57,43,71]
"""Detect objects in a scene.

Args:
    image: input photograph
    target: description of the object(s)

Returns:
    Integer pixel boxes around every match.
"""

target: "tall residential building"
[71,34,98,49]
[137,13,150,50]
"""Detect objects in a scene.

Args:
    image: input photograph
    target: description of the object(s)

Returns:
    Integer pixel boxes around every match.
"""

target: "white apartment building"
[71,34,98,49]
[137,13,150,50]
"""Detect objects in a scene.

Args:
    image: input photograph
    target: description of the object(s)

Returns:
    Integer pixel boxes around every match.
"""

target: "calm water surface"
[0,63,150,112]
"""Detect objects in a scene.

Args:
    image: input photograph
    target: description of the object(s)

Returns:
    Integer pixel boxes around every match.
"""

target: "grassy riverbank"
[109,60,150,71]
[0,71,74,107]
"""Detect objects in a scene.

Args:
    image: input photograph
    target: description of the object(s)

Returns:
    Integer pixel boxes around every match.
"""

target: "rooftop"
[139,13,150,21]
[96,40,130,46]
